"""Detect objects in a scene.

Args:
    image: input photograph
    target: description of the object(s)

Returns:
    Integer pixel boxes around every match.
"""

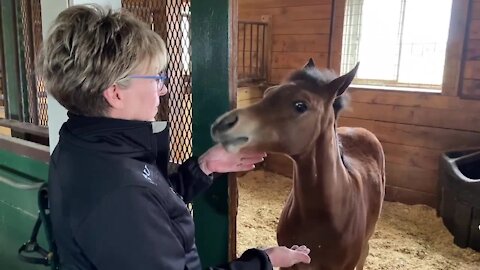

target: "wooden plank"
[0,119,48,138]
[385,163,438,194]
[272,19,331,35]
[385,185,436,207]
[463,60,480,79]
[442,0,470,96]
[272,34,330,53]
[469,20,480,39]
[466,39,480,60]
[342,101,480,133]
[382,142,440,171]
[239,0,331,9]
[237,98,261,109]
[461,79,480,98]
[271,68,295,83]
[271,52,328,69]
[0,106,11,136]
[237,86,264,101]
[240,4,331,21]
[348,88,480,112]
[338,117,480,150]
[329,0,346,71]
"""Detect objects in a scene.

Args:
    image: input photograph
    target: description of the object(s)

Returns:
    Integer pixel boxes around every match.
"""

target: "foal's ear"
[263,85,279,97]
[304,58,315,69]
[327,62,359,97]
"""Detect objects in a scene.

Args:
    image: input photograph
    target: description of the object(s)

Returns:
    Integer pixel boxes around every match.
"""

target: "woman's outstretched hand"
[198,143,266,175]
[265,245,311,268]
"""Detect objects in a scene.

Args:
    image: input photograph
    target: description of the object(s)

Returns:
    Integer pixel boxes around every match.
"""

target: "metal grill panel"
[122,0,192,164]
[20,0,46,126]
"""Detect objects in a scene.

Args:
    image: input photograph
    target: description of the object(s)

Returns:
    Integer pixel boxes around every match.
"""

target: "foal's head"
[211,60,359,155]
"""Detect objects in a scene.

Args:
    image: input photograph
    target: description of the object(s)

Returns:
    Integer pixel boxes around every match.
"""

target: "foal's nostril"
[216,114,239,133]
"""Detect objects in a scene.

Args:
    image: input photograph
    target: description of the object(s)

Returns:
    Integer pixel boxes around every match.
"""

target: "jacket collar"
[59,112,168,161]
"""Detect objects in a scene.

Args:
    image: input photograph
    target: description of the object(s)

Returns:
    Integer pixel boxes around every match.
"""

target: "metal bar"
[14,0,28,123]
[262,25,266,81]
[255,24,259,79]
[396,0,407,82]
[0,3,5,112]
[242,22,246,78]
[19,0,36,124]
[249,24,253,77]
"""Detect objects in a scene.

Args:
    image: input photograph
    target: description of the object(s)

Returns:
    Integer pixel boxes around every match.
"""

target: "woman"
[41,4,311,270]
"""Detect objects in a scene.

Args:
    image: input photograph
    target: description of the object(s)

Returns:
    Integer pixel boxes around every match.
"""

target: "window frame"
[330,0,470,96]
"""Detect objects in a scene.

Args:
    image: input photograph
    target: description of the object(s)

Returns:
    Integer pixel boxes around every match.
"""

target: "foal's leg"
[355,242,369,270]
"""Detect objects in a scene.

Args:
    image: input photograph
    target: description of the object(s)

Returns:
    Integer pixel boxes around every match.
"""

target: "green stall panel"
[0,149,48,270]
[191,0,233,268]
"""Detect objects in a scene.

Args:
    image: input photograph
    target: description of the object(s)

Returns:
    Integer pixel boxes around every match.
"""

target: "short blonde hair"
[39,4,167,116]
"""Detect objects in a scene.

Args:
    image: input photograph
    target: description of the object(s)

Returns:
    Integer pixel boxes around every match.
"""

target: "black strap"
[18,215,52,265]
[18,183,59,269]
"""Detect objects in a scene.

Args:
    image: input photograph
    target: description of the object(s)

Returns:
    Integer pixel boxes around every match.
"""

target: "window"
[180,2,191,75]
[341,0,453,90]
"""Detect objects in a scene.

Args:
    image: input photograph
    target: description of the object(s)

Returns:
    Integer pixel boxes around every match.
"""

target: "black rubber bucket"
[437,148,480,251]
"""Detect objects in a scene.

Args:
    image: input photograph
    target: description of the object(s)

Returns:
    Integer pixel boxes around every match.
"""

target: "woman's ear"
[103,84,124,109]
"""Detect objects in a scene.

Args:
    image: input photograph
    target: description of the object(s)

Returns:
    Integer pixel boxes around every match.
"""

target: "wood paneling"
[382,142,440,171]
[239,0,331,9]
[272,34,330,53]
[271,68,295,82]
[271,52,328,69]
[348,88,480,111]
[459,1,480,98]
[464,60,480,79]
[240,1,332,84]
[385,186,437,207]
[342,101,480,132]
[339,117,480,150]
[240,4,331,21]
[469,20,480,39]
[462,79,480,97]
[467,39,480,60]
[442,0,470,96]
[473,0,480,20]
[272,20,330,35]
[385,163,437,194]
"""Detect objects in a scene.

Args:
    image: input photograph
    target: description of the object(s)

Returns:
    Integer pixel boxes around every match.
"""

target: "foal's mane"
[287,67,350,120]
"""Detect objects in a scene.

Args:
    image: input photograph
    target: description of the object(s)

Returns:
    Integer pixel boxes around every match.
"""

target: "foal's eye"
[294,101,308,113]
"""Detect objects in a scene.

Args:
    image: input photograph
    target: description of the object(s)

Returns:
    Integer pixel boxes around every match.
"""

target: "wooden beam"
[0,119,48,138]
[0,134,49,163]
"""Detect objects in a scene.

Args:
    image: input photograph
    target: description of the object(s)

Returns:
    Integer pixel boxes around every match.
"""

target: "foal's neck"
[292,119,349,214]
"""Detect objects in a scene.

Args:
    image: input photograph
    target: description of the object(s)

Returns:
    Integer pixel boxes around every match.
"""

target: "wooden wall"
[239,0,332,83]
[238,0,480,207]
[460,0,480,98]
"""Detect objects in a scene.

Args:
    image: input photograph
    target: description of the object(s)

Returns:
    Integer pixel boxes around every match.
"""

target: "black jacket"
[48,113,272,270]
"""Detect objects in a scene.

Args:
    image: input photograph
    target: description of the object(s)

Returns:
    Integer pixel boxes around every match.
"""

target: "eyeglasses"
[123,72,169,87]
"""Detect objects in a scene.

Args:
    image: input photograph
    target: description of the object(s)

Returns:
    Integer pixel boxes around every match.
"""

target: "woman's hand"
[198,143,266,175]
[264,245,311,268]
